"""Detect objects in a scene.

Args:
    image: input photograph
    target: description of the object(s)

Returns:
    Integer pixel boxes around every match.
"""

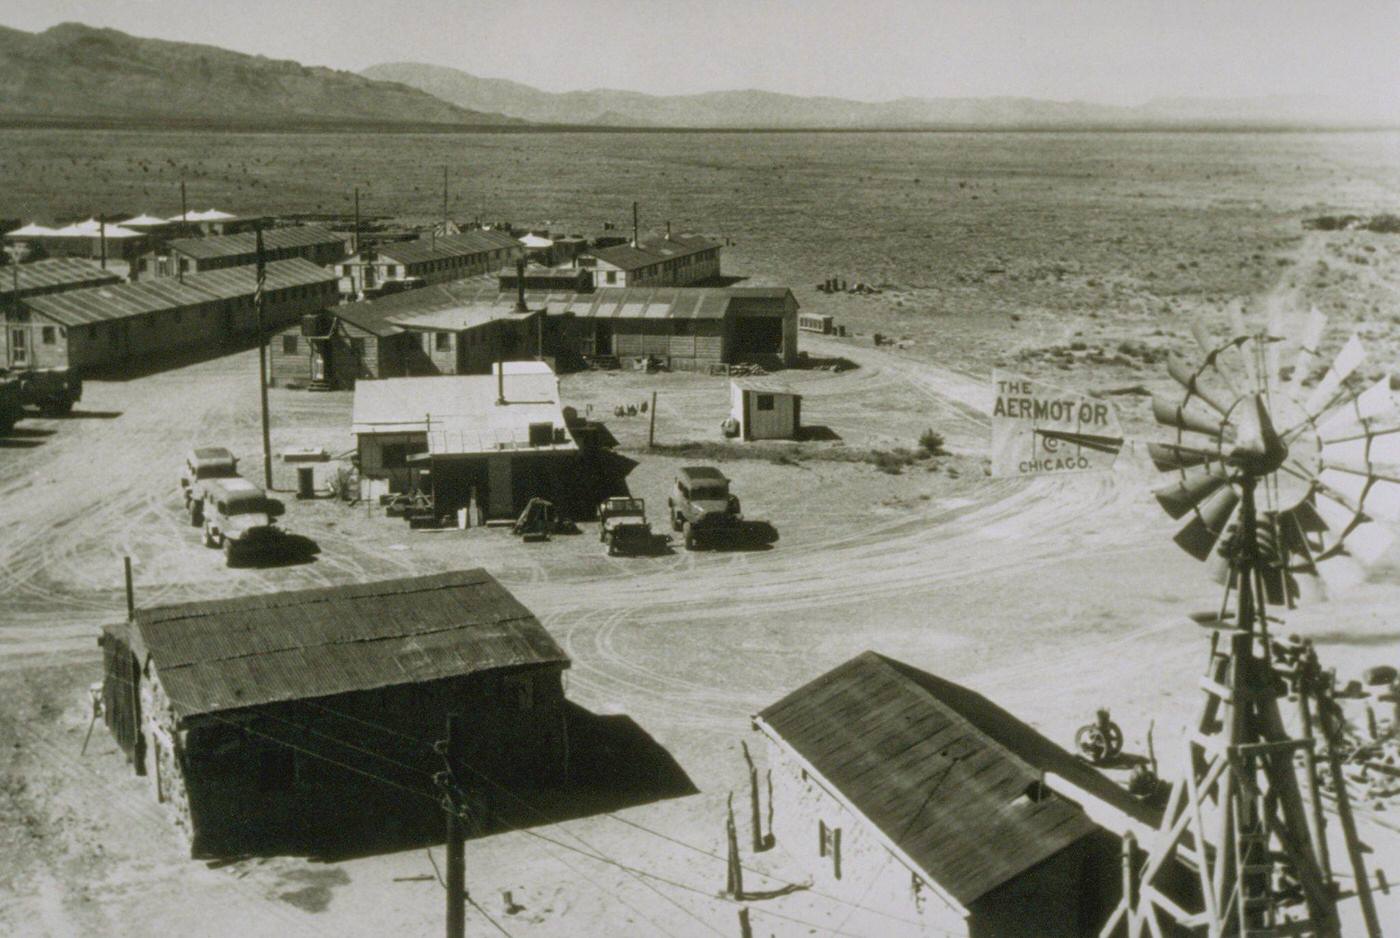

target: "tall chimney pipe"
[496,359,506,406]
[632,201,638,247]
[124,556,134,620]
[514,258,528,313]
[666,220,672,240]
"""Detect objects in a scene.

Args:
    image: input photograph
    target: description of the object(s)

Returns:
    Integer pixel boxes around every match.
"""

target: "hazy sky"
[3,0,1397,109]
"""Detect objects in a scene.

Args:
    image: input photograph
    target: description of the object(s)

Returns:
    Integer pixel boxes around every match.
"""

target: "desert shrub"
[918,428,946,456]
[1367,214,1400,234]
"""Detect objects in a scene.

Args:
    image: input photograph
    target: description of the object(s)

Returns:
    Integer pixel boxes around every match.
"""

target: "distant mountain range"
[0,22,1389,131]
[364,61,1397,129]
[0,23,518,127]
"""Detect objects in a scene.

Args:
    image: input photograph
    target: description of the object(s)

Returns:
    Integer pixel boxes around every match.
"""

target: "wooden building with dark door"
[99,569,571,856]
[754,652,1155,938]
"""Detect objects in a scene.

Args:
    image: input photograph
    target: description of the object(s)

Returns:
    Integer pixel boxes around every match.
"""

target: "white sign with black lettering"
[990,372,1125,476]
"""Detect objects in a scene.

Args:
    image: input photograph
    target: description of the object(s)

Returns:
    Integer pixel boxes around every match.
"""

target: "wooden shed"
[99,569,571,857]
[730,378,801,440]
[754,652,1141,938]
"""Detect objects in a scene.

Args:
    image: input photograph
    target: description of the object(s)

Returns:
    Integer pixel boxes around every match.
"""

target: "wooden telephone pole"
[254,225,273,491]
[435,713,468,938]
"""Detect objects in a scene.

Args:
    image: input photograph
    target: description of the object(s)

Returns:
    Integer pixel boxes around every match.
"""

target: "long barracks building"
[270,281,798,388]
[15,259,337,372]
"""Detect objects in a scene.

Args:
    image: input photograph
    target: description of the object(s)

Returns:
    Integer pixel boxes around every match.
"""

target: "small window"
[756,394,775,412]
[179,258,190,273]
[435,332,451,352]
[606,271,617,284]
[41,326,56,344]
[282,335,298,355]
[349,337,366,357]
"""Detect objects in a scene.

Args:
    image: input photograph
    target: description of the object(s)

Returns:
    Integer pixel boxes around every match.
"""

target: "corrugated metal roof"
[334,283,790,333]
[732,378,799,396]
[373,230,521,267]
[25,259,336,327]
[167,225,345,261]
[588,233,721,271]
[352,364,576,455]
[756,652,1102,907]
[0,258,122,299]
[127,569,569,720]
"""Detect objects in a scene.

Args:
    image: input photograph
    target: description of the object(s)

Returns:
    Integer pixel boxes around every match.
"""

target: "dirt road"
[2,326,1397,937]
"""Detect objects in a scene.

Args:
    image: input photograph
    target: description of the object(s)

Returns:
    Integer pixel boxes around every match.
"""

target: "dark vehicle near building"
[0,366,81,416]
[599,497,654,555]
[0,376,22,432]
[668,466,742,550]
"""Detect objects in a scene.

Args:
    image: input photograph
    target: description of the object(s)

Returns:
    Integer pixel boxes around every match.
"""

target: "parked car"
[180,447,240,524]
[599,497,653,556]
[668,466,742,550]
[198,476,284,565]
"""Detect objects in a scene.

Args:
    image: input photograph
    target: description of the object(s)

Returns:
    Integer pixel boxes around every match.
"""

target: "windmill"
[1102,307,1395,938]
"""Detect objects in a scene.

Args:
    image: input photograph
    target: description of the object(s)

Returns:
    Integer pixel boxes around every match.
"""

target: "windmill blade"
[1313,488,1362,538]
[1316,551,1368,595]
[1343,521,1394,566]
[1320,434,1400,473]
[1316,377,1400,441]
[1152,395,1230,439]
[1148,441,1221,472]
[1318,467,1400,522]
[1189,319,1245,397]
[1166,353,1237,416]
[1289,306,1327,392]
[1264,309,1285,390]
[1227,305,1260,393]
[1153,468,1231,519]
[1174,485,1240,561]
[1304,333,1366,417]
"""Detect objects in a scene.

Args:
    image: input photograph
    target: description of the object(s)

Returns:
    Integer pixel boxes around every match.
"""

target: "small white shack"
[730,378,801,441]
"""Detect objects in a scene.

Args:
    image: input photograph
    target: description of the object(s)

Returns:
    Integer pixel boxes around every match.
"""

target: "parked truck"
[599,497,654,556]
[668,466,743,550]
[198,476,284,566]
[17,368,82,415]
[180,447,240,525]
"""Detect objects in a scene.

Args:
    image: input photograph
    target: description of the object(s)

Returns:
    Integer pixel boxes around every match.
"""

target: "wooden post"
[254,225,273,491]
[444,713,467,938]
[353,187,360,254]
[1317,677,1382,938]
[725,792,743,899]
[648,391,657,448]
[1296,686,1332,881]
[179,181,188,224]
[737,907,753,938]
[98,217,107,270]
[123,556,134,620]
[740,741,763,853]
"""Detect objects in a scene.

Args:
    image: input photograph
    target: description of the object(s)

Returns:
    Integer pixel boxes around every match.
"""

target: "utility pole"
[254,224,273,491]
[353,187,361,254]
[442,166,449,230]
[434,714,468,938]
[180,180,188,224]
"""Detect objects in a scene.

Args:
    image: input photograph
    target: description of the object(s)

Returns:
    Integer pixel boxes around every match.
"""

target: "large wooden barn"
[133,225,347,281]
[99,570,571,857]
[754,652,1153,938]
[18,259,337,372]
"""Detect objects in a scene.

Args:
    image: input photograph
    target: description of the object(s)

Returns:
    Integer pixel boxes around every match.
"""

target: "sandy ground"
[3,131,1400,936]
[3,280,1400,936]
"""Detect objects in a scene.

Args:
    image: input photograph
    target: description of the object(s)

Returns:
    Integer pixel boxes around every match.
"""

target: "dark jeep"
[668,466,742,550]
[599,497,654,556]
